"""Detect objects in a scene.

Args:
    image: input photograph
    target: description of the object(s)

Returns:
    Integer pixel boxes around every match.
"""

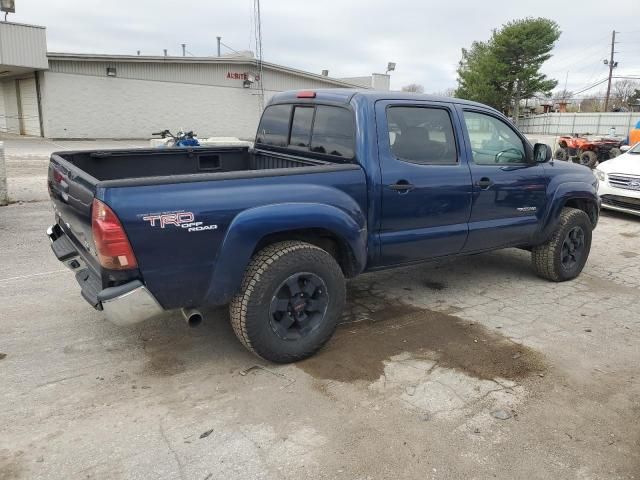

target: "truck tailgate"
[47,154,98,261]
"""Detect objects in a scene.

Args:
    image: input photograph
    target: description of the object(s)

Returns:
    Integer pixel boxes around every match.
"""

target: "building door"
[17,76,41,136]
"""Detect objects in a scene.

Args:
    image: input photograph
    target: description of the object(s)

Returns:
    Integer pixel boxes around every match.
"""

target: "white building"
[0,21,389,139]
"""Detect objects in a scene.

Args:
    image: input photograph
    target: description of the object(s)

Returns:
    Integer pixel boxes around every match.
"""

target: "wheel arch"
[252,227,361,278]
[563,197,599,227]
[203,203,367,306]
[536,184,599,244]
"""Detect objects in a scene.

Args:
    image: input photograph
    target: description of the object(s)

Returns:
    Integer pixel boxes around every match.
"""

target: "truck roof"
[269,89,498,112]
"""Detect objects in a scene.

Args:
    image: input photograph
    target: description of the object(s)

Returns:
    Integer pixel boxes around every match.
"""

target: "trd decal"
[142,212,194,228]
[141,211,218,232]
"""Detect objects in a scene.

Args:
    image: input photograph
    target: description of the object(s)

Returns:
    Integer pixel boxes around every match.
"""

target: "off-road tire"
[579,150,598,168]
[229,241,346,363]
[609,147,622,159]
[554,147,569,161]
[531,208,592,282]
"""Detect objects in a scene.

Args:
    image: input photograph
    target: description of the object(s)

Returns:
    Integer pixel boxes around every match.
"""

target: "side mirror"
[534,143,552,163]
[620,145,630,152]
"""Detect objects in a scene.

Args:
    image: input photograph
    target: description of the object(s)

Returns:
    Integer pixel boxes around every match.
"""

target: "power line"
[544,33,611,71]
[563,78,610,97]
[220,41,240,54]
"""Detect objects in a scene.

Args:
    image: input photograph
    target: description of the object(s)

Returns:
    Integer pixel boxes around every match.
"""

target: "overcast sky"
[11,0,640,95]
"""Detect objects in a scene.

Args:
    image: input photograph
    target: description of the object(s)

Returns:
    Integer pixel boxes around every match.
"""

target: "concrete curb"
[0,142,8,206]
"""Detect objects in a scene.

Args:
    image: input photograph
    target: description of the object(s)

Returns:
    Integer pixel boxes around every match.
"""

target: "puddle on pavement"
[140,332,192,377]
[298,285,545,384]
[143,352,186,377]
[424,280,446,291]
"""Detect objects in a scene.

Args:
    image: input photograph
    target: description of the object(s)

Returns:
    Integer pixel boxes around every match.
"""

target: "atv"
[554,134,623,168]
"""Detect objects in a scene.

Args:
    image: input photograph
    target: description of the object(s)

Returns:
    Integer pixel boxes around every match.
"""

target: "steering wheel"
[433,141,450,160]
[495,147,524,164]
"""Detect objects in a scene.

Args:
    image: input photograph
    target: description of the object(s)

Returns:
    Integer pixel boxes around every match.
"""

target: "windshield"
[629,143,640,154]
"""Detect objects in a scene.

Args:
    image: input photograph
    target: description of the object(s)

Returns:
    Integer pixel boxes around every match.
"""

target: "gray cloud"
[13,0,640,93]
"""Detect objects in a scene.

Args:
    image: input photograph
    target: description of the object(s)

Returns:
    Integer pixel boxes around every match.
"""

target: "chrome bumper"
[48,224,164,326]
[98,281,164,326]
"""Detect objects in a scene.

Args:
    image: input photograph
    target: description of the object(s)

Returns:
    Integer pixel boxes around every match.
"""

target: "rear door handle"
[388,180,415,193]
[476,177,493,189]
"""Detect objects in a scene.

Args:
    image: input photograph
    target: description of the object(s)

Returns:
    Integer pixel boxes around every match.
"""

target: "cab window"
[289,106,314,148]
[463,111,526,165]
[386,106,457,165]
[310,106,355,158]
[256,104,354,160]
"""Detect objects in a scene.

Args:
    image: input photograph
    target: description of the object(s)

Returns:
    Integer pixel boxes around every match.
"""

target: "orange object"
[630,128,640,146]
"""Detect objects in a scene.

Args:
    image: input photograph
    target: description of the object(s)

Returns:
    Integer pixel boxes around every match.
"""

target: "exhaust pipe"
[181,308,203,327]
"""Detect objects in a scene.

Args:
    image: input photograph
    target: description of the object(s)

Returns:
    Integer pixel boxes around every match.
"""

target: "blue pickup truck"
[47,89,600,362]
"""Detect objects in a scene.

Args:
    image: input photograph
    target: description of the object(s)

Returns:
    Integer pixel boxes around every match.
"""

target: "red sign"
[227,72,260,81]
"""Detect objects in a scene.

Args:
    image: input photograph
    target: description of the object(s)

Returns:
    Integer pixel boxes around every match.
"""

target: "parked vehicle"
[152,129,200,147]
[46,89,600,363]
[595,142,640,216]
[554,134,623,168]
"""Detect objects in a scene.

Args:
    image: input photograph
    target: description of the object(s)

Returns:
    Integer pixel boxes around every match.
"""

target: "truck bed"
[53,146,331,183]
[47,144,363,309]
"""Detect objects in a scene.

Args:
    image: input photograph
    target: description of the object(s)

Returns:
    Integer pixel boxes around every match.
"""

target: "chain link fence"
[517,112,640,137]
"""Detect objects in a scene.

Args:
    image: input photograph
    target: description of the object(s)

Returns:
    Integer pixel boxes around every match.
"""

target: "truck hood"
[597,152,640,176]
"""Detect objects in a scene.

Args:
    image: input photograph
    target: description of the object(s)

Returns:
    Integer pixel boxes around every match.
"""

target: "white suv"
[595,143,640,217]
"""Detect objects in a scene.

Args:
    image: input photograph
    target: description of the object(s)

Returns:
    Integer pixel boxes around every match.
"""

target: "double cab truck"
[47,90,600,363]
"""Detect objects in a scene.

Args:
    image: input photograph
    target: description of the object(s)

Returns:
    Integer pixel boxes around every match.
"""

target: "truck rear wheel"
[230,241,346,363]
[531,208,592,282]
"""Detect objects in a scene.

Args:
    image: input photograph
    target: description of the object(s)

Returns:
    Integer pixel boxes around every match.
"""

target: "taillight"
[91,199,137,270]
[296,90,316,98]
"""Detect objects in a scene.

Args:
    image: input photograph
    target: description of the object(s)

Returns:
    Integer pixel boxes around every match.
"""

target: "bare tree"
[611,80,639,110]
[432,88,456,97]
[580,96,604,113]
[553,89,573,101]
[401,83,425,94]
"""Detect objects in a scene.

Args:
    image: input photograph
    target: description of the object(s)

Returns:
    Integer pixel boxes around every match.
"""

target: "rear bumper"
[47,224,164,326]
[97,281,164,326]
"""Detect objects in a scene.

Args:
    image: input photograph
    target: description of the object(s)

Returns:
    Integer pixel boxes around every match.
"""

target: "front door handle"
[476,177,493,189]
[388,180,415,193]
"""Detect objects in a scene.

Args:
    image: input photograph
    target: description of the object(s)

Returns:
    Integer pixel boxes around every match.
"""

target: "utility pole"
[181,43,186,57]
[216,36,221,57]
[604,30,618,112]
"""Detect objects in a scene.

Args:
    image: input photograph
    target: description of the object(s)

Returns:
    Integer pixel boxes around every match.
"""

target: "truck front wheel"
[531,208,592,282]
[230,241,346,363]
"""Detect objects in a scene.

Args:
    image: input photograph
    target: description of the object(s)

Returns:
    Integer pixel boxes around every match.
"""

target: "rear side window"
[289,106,314,148]
[256,104,291,147]
[310,106,355,158]
[386,106,457,165]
